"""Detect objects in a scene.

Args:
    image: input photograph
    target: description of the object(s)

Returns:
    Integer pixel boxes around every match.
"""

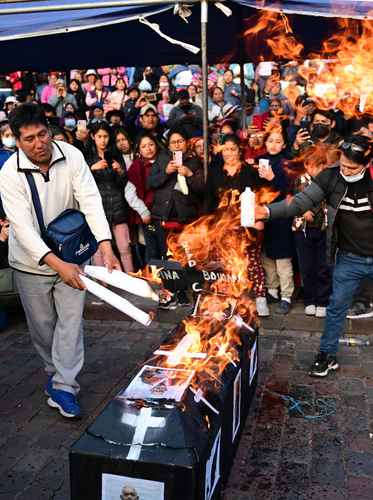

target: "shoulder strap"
[25,172,46,235]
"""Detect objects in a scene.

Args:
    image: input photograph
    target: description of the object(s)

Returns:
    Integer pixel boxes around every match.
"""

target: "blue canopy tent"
[0,0,372,72]
[0,0,372,177]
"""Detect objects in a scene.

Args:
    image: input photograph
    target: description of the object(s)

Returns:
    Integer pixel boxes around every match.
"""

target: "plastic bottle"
[241,187,256,227]
[339,337,370,347]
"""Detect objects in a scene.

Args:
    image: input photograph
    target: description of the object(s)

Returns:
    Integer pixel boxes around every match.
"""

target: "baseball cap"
[5,96,17,104]
[85,69,97,77]
[140,104,158,116]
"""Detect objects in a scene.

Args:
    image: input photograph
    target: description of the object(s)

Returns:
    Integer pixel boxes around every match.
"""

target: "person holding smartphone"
[148,128,204,308]
[85,122,150,273]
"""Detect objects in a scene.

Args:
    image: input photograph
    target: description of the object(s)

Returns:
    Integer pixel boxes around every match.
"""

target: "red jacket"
[127,157,154,224]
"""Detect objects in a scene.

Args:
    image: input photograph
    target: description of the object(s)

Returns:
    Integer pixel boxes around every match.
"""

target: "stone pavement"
[1,300,373,499]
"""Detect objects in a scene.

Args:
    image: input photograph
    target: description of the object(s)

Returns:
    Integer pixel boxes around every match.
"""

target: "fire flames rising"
[243,10,373,117]
[151,187,278,393]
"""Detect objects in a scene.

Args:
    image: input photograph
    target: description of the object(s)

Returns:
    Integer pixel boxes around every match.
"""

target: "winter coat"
[127,157,154,224]
[268,164,373,263]
[86,150,129,225]
[147,151,204,223]
[262,153,295,259]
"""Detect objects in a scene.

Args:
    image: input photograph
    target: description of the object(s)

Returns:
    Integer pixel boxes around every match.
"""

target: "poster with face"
[205,430,221,500]
[118,365,194,402]
[102,474,164,500]
[249,339,257,386]
[232,369,241,442]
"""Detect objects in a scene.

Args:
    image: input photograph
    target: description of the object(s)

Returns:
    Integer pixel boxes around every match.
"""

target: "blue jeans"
[320,252,373,354]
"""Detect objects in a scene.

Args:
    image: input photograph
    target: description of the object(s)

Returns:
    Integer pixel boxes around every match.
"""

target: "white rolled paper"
[81,275,152,326]
[84,266,159,302]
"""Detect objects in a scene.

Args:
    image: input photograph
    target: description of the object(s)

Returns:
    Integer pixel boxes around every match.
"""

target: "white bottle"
[241,187,256,227]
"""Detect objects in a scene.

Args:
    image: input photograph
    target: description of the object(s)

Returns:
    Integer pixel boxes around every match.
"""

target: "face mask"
[159,82,169,89]
[2,136,15,149]
[64,118,76,129]
[311,124,330,139]
[340,168,367,183]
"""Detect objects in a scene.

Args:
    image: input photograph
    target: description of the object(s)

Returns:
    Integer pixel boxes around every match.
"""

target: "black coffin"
[69,325,258,500]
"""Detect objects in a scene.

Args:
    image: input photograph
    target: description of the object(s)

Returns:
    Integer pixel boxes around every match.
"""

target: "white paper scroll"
[81,275,152,326]
[84,266,159,302]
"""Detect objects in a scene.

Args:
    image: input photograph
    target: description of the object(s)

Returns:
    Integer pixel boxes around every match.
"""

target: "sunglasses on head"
[341,142,369,154]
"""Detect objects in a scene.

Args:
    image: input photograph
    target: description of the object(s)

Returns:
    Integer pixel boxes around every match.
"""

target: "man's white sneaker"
[305,305,316,316]
[316,306,327,318]
[256,297,270,317]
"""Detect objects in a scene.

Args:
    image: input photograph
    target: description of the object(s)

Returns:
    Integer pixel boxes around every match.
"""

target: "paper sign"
[249,340,258,385]
[232,369,242,442]
[102,473,164,500]
[205,430,221,500]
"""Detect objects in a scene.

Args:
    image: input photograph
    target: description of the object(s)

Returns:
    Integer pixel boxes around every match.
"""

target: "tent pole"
[201,0,208,182]
[239,62,246,129]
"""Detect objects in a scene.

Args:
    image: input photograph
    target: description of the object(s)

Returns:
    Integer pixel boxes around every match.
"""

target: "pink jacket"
[106,90,127,111]
[97,67,127,88]
[41,85,57,104]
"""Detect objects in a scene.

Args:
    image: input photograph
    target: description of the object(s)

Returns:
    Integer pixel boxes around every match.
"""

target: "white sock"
[282,297,291,303]
[268,288,279,299]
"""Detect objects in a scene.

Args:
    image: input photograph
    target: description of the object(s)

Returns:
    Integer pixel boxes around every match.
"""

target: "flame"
[243,10,373,118]
[243,10,303,61]
[129,265,162,285]
[151,187,277,394]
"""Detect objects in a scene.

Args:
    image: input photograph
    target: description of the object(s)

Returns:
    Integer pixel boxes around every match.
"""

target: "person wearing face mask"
[0,122,16,168]
[293,109,342,154]
[255,135,373,377]
[167,89,203,138]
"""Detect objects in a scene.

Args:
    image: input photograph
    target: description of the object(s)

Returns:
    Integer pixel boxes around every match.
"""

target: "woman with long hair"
[114,128,134,170]
[85,122,150,272]
[205,134,269,315]
[148,128,204,307]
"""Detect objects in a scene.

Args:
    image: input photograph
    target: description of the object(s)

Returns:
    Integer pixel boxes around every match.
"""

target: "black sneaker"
[276,300,291,314]
[346,301,373,319]
[309,352,339,377]
[177,291,191,307]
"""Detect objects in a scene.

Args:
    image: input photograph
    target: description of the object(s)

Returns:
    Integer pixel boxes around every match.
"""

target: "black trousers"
[295,228,332,307]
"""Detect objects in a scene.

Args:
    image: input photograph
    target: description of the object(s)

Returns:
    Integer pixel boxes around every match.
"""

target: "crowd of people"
[0,63,372,318]
[0,62,373,415]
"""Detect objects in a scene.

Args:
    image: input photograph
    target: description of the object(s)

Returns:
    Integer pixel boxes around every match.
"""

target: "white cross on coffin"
[121,407,166,460]
[154,333,207,365]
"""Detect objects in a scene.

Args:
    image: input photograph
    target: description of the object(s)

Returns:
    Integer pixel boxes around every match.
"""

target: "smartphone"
[173,150,183,166]
[104,151,114,168]
[77,120,87,131]
[259,158,270,170]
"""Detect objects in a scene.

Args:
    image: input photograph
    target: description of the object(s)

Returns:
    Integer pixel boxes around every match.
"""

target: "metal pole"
[239,61,246,129]
[201,0,209,182]
[0,0,200,15]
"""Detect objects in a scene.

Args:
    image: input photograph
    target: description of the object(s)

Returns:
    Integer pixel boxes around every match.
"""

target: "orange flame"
[151,187,278,393]
[243,10,373,118]
[129,265,162,285]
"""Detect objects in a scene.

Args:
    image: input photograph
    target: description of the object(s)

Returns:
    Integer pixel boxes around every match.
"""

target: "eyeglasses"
[341,142,368,153]
[169,139,186,145]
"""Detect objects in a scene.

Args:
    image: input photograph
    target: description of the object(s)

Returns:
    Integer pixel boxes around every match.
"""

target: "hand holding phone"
[173,151,183,166]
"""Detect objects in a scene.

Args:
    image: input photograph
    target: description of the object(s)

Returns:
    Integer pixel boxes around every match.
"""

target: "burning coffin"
[70,292,258,500]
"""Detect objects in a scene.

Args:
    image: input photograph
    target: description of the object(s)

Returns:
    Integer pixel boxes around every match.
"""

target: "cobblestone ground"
[223,330,373,500]
[1,313,373,499]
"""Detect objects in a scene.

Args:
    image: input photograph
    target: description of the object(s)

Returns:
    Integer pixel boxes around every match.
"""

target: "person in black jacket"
[147,128,204,308]
[205,134,269,317]
[85,122,134,272]
[67,79,87,120]
[255,136,373,377]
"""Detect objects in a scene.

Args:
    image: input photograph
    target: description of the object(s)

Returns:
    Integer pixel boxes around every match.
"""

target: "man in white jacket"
[0,103,120,418]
